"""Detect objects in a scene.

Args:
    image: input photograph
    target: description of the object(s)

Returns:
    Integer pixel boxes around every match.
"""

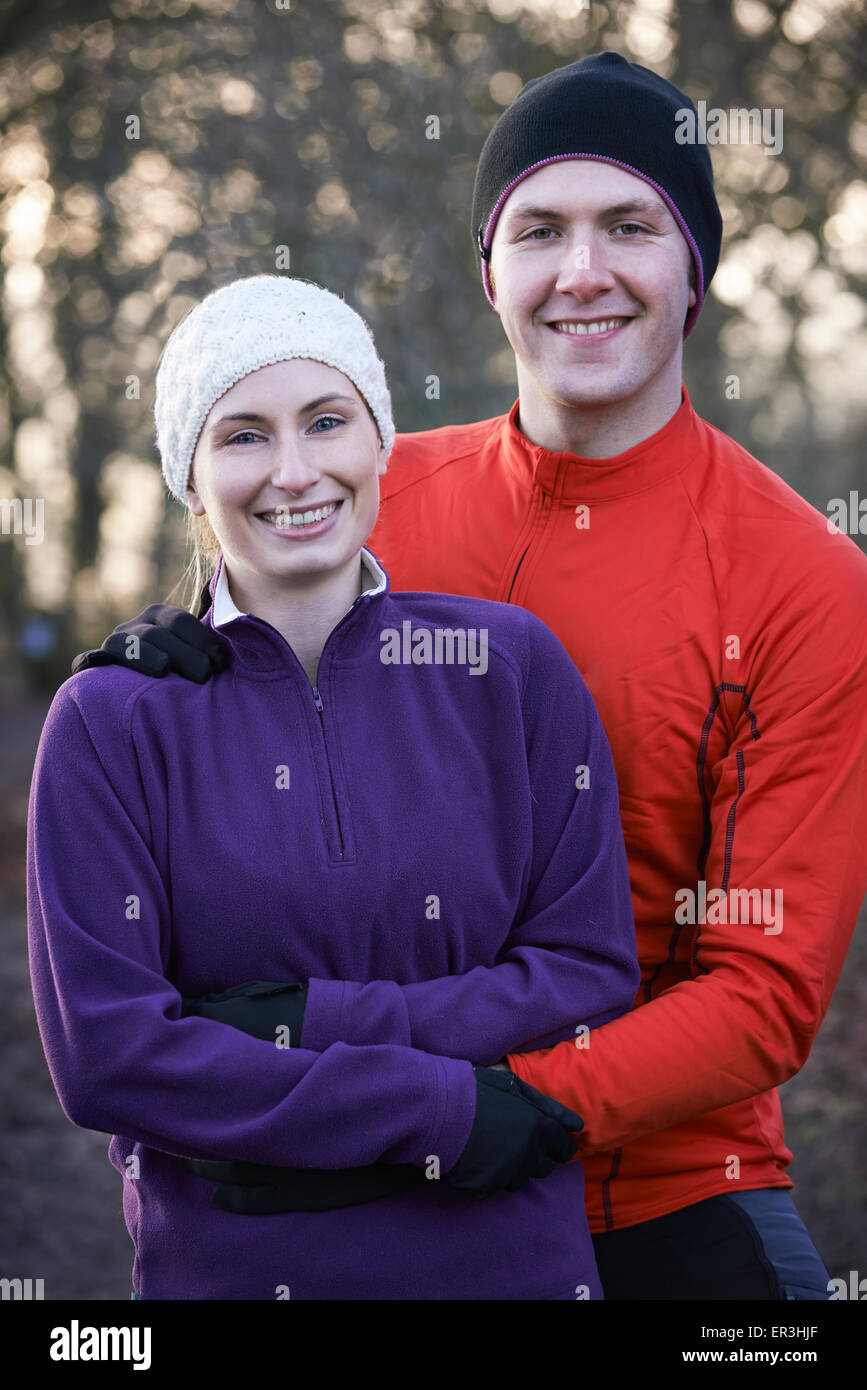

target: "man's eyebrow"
[210,395,357,431]
[504,197,669,224]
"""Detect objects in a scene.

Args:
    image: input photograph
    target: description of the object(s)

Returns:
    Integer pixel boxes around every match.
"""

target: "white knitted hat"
[154,274,395,503]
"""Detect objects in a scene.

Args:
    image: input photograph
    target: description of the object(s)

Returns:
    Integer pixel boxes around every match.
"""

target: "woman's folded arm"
[26,674,477,1173]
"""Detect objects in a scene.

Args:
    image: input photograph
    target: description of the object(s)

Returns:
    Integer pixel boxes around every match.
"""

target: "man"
[73,53,867,1299]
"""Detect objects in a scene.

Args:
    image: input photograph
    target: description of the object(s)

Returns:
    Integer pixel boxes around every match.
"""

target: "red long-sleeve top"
[367,383,867,1232]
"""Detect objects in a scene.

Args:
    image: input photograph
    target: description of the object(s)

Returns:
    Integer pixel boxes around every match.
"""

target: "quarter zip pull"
[310,684,345,859]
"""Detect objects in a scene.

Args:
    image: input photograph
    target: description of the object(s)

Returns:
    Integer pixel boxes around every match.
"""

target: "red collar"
[499,384,703,502]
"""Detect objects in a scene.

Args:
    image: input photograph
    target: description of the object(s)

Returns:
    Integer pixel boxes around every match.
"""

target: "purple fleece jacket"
[26,548,639,1300]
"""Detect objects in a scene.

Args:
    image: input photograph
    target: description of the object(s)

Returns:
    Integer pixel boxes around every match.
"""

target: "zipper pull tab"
[312,686,324,713]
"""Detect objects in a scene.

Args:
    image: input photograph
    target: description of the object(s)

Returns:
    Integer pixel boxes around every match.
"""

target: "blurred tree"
[0,0,864,657]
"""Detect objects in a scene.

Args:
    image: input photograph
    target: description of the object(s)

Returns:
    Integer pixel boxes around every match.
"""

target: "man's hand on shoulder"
[71,582,226,684]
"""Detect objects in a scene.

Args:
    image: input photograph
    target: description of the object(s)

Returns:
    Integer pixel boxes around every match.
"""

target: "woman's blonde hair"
[163,487,222,614]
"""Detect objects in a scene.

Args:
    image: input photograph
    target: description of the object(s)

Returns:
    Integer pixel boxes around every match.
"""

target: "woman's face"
[185,357,388,590]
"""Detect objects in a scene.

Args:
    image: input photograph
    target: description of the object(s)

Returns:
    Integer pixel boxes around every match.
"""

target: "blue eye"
[310,415,344,432]
[228,430,262,445]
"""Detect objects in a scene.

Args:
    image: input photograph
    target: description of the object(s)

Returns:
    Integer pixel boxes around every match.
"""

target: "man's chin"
[546,377,637,412]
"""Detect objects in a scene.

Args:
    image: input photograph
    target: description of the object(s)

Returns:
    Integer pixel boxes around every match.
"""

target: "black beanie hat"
[471,52,722,338]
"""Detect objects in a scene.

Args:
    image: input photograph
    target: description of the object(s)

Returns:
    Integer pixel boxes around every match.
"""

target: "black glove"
[178,986,583,1211]
[183,1064,584,1213]
[179,1155,422,1213]
[177,978,422,1212]
[443,1066,584,1199]
[71,581,225,683]
[181,980,309,1047]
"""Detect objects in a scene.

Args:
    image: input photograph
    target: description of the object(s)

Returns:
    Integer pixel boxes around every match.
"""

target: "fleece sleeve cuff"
[301,978,413,1050]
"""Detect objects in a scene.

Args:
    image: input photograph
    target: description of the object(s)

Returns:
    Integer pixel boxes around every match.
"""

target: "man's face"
[487,159,697,418]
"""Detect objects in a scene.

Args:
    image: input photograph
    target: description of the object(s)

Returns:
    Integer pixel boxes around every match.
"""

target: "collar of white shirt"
[211,546,388,629]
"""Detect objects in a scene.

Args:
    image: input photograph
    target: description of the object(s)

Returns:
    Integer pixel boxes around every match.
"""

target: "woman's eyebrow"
[210,395,357,432]
[300,393,357,411]
[211,412,268,431]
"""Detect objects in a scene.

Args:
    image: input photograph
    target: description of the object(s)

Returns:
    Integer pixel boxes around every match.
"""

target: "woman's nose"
[269,439,321,490]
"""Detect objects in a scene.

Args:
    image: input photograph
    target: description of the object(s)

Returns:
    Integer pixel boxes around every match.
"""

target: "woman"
[27,274,639,1300]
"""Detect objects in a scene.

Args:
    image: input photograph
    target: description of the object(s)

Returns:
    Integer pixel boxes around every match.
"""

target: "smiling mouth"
[549,317,632,336]
[256,500,342,529]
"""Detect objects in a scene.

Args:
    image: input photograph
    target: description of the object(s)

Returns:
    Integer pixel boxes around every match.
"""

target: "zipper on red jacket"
[311,685,345,858]
[507,544,530,603]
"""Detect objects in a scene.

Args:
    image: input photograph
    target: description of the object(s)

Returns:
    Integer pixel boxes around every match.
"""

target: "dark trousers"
[591,1187,832,1300]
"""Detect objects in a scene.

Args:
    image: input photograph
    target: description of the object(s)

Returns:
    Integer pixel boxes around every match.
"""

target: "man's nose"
[554,239,617,298]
